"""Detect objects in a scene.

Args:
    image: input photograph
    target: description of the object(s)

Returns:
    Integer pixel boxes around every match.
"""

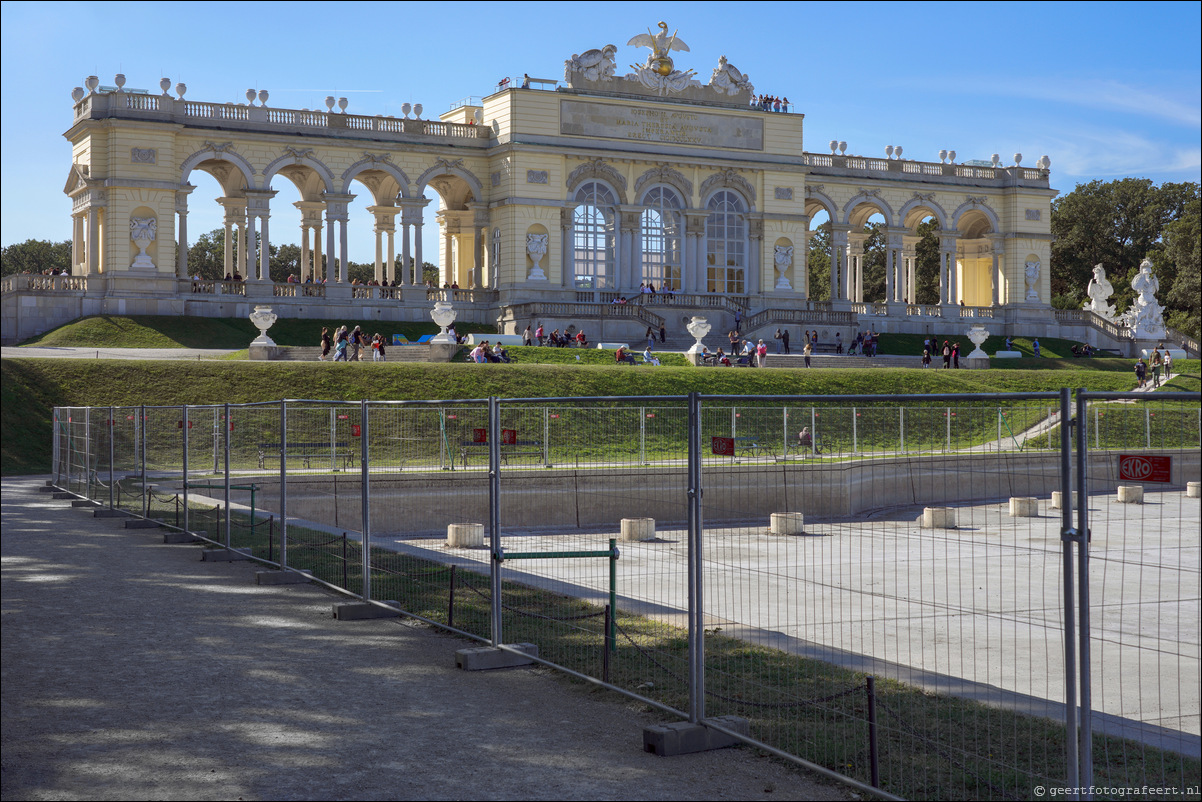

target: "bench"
[732,436,775,458]
[782,439,834,459]
[257,442,355,469]
[459,439,544,467]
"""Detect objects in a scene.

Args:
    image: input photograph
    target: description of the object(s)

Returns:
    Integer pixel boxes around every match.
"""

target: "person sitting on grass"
[642,346,660,366]
[615,345,636,365]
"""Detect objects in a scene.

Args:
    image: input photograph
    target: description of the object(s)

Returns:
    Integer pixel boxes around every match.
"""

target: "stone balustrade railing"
[1054,308,1132,341]
[74,91,489,144]
[1,274,89,293]
[507,300,666,329]
[803,152,1050,187]
[958,306,995,318]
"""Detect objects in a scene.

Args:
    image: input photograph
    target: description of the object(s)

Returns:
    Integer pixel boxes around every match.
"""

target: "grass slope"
[19,315,496,349]
[4,356,1183,476]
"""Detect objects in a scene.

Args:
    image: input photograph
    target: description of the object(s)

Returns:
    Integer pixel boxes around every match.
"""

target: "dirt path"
[1,476,851,802]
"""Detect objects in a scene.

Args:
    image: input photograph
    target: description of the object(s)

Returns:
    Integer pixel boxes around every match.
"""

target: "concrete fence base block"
[38,484,60,493]
[257,569,312,586]
[1117,485,1144,504]
[71,498,101,508]
[201,547,251,562]
[456,643,539,671]
[124,519,161,529]
[1049,491,1080,510]
[1187,482,1200,498]
[922,507,957,529]
[333,602,401,621]
[94,508,130,518]
[52,492,78,500]
[620,517,656,542]
[1009,497,1039,517]
[163,531,203,544]
[447,522,485,548]
[643,716,751,756]
[769,512,805,535]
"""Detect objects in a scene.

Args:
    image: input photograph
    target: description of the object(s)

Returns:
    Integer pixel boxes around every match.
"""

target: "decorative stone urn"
[685,316,711,354]
[249,305,278,346]
[430,301,457,343]
[966,324,989,359]
[129,217,157,269]
[526,233,548,281]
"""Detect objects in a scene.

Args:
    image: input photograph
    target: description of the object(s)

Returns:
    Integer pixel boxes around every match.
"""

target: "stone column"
[685,211,708,295]
[902,235,919,304]
[366,205,398,285]
[469,203,489,289]
[386,228,395,285]
[245,190,276,282]
[71,214,82,272]
[747,216,763,297]
[885,230,905,303]
[245,213,258,280]
[86,208,99,275]
[560,206,574,289]
[175,186,193,279]
[413,217,424,285]
[799,228,810,299]
[442,214,455,287]
[991,237,1004,307]
[939,235,957,305]
[299,227,310,281]
[400,218,412,284]
[847,233,867,302]
[257,212,270,281]
[830,226,849,301]
[320,193,354,282]
[339,218,349,284]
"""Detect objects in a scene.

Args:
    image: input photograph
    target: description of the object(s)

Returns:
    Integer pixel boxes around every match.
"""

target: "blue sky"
[2,0,1199,264]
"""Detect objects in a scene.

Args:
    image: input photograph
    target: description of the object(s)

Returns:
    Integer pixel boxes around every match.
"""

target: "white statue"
[708,55,754,96]
[526,233,548,281]
[565,44,618,83]
[1123,258,1166,339]
[773,244,794,290]
[1082,263,1117,320]
[1024,259,1041,302]
[129,216,157,269]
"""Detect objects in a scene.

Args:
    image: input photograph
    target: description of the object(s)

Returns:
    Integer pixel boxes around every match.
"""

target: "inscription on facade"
[561,100,763,150]
[130,147,156,164]
[1025,208,1041,221]
[526,170,548,184]
[774,186,793,200]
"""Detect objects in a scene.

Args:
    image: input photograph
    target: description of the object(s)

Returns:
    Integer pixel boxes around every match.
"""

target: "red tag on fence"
[177,420,193,429]
[447,414,458,420]
[1118,454,1170,483]
[501,429,517,445]
[711,436,735,456]
[338,414,349,420]
[126,415,134,421]
[473,428,487,443]
[646,413,655,418]
[549,414,559,419]
[351,424,362,437]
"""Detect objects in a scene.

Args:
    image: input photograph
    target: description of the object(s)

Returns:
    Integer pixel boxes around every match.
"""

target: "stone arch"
[634,164,692,204]
[700,168,755,210]
[566,158,628,205]
[803,188,838,221]
[261,150,335,194]
[415,159,483,205]
[951,198,1000,236]
[899,194,948,230]
[339,155,411,198]
[179,146,256,193]
[842,190,894,227]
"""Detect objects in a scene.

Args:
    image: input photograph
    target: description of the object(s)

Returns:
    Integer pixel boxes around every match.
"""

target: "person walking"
[774,328,783,354]
[659,323,666,344]
[319,327,331,361]
[1151,348,1162,386]
[781,328,790,354]
[803,340,812,368]
[523,325,532,347]
[941,340,952,369]
[1134,358,1147,389]
[1164,350,1173,381]
[952,342,960,369]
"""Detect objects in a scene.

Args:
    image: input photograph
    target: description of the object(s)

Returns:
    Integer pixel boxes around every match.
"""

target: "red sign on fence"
[501,429,517,445]
[177,420,193,429]
[337,414,349,420]
[473,428,487,443]
[351,424,362,437]
[1118,454,1171,483]
[711,436,735,456]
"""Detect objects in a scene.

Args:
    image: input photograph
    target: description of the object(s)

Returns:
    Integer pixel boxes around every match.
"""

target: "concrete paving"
[1,475,851,802]
[2,346,238,360]
[377,489,1201,757]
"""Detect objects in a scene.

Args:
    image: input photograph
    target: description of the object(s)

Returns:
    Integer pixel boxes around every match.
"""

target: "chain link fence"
[52,390,1201,801]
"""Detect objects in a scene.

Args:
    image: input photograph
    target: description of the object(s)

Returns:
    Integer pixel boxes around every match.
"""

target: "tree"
[807,223,830,300]
[860,222,886,302]
[913,219,941,305]
[1,239,72,276]
[1161,198,1201,338]
[185,229,225,279]
[269,243,301,282]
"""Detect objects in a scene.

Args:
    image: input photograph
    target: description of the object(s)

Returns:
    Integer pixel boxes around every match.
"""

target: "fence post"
[867,676,879,788]
[640,406,646,465]
[543,406,550,468]
[52,409,59,485]
[1074,390,1094,788]
[223,403,231,549]
[946,405,951,451]
[687,390,705,723]
[899,407,905,451]
[1145,406,1151,448]
[360,399,371,602]
[852,406,858,454]
[108,405,115,511]
[84,406,92,499]
[279,401,288,569]
[1058,387,1080,792]
[182,406,189,534]
[140,404,148,518]
[488,396,502,647]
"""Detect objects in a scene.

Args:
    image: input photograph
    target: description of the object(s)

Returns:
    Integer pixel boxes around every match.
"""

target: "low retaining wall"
[225,449,1201,536]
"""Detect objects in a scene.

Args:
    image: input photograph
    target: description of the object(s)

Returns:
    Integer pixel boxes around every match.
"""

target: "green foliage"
[1,239,72,277]
[1051,179,1200,335]
[807,222,831,300]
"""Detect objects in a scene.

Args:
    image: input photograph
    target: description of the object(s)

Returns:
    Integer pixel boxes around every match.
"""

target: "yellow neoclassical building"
[5,23,1101,349]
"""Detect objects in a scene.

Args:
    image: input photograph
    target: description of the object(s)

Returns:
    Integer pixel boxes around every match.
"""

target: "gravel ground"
[1,476,853,802]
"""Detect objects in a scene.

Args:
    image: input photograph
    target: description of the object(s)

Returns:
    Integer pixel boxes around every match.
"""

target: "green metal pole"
[609,538,617,653]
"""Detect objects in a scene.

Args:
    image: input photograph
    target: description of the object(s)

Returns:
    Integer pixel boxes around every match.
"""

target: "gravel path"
[1,476,851,802]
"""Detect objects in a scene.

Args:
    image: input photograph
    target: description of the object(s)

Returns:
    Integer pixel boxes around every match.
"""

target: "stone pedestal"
[447,522,485,548]
[963,356,990,370]
[1050,491,1079,510]
[1117,485,1144,504]
[921,507,956,528]
[769,512,805,535]
[620,517,655,542]
[1188,482,1200,498]
[1009,497,1039,517]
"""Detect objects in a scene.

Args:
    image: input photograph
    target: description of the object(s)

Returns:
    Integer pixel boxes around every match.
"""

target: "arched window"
[706,190,746,294]
[572,182,616,290]
[640,187,683,290]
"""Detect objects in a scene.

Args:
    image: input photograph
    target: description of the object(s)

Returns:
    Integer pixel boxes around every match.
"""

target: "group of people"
[705,337,770,368]
[921,338,961,369]
[469,340,511,363]
[1135,346,1173,389]
[320,325,388,362]
[753,94,790,113]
